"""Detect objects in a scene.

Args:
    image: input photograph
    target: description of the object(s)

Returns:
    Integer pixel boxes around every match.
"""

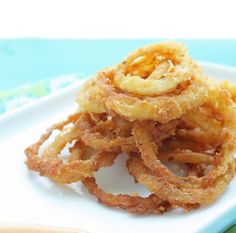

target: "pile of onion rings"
[25,41,236,215]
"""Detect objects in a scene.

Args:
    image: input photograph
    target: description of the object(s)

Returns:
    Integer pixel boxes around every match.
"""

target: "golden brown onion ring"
[75,113,135,152]
[77,68,207,123]
[127,155,235,205]
[130,87,236,205]
[83,177,172,214]
[25,113,118,184]
[114,41,193,96]
[123,41,187,77]
[75,113,178,153]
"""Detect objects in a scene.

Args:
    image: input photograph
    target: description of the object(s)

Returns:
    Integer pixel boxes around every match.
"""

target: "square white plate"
[0,62,236,233]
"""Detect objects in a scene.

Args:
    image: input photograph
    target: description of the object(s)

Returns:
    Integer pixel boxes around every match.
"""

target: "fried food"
[129,85,236,208]
[77,42,207,123]
[25,41,236,215]
[75,112,135,152]
[83,177,172,214]
[25,113,119,184]
[127,155,235,206]
[114,41,198,96]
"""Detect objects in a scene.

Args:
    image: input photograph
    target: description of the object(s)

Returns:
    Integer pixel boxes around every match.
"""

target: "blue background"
[0,39,236,91]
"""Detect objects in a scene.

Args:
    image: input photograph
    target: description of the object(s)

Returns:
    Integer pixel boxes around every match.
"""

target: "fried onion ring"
[83,177,172,215]
[25,41,236,215]
[127,155,235,205]
[75,113,178,153]
[130,87,236,205]
[114,42,194,96]
[75,112,135,152]
[77,42,208,123]
[25,113,118,183]
[77,66,207,123]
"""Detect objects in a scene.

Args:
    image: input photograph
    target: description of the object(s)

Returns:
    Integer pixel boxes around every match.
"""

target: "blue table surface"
[0,39,236,91]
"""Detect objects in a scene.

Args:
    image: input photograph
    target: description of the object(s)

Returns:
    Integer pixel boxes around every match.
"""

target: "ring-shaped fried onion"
[25,113,119,184]
[114,42,196,96]
[130,88,236,205]
[77,68,207,123]
[75,113,135,152]
[25,41,236,214]
[127,155,235,205]
[83,177,172,215]
[75,113,178,152]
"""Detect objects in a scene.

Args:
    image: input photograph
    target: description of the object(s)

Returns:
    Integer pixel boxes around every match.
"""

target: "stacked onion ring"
[25,41,236,215]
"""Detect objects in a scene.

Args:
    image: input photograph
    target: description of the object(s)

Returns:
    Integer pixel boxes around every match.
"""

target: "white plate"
[0,62,236,233]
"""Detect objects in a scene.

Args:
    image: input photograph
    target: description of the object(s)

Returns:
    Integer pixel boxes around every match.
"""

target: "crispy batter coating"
[25,113,119,184]
[25,41,236,215]
[83,177,172,215]
[77,42,208,123]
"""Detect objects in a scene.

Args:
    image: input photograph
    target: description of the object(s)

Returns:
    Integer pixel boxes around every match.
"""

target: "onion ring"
[75,113,178,152]
[83,177,172,215]
[75,112,135,152]
[127,155,235,205]
[77,42,208,123]
[114,42,194,96]
[130,87,236,205]
[25,41,236,214]
[77,67,207,123]
[25,113,119,184]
